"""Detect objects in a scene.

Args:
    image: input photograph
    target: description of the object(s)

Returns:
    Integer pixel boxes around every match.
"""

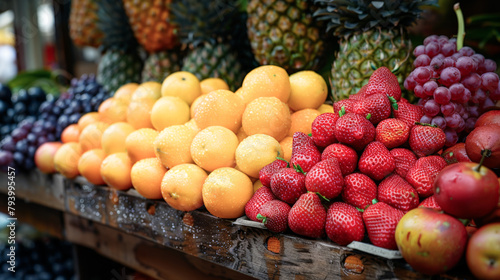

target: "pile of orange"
[46,66,333,220]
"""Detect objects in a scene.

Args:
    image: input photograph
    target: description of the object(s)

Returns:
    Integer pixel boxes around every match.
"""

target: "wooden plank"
[64,213,257,280]
[0,170,65,211]
[0,193,64,239]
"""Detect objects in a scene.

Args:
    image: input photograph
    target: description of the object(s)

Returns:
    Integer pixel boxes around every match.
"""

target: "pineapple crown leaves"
[95,0,139,52]
[313,0,439,37]
[171,0,241,46]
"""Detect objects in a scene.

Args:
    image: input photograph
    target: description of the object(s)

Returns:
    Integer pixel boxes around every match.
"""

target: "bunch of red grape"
[404,35,499,146]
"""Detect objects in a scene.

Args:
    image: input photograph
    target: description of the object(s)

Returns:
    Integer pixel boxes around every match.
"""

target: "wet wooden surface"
[0,172,474,280]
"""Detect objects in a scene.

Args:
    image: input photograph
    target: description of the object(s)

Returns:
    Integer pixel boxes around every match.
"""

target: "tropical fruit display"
[4,1,500,279]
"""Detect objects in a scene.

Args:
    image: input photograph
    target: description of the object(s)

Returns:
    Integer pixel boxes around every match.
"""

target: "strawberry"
[375,118,410,149]
[393,101,424,129]
[270,167,307,204]
[334,112,376,151]
[290,132,321,173]
[418,195,442,211]
[325,202,365,246]
[362,202,405,250]
[288,192,327,238]
[259,158,288,188]
[352,84,368,100]
[333,99,356,115]
[353,93,392,125]
[358,141,395,181]
[311,113,339,148]
[405,155,447,197]
[305,158,343,200]
[342,173,377,210]
[321,143,358,176]
[390,148,417,178]
[244,186,276,221]
[364,67,402,101]
[409,123,446,157]
[377,174,419,212]
[257,200,291,233]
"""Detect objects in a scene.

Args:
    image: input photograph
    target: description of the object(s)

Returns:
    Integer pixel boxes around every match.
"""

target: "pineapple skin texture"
[142,50,184,83]
[331,28,415,102]
[246,0,326,74]
[97,50,144,94]
[69,0,103,48]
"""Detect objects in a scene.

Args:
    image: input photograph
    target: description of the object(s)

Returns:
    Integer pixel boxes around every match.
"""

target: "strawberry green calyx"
[454,3,465,51]
[366,113,371,120]
[372,198,378,205]
[415,122,438,128]
[276,156,289,168]
[458,218,470,226]
[356,207,364,213]
[339,106,346,117]
[313,191,330,202]
[256,214,267,224]
[293,163,306,174]
[388,95,398,110]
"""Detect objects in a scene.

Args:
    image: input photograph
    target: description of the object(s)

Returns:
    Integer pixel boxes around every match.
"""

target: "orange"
[288,108,321,136]
[202,167,253,219]
[125,128,159,163]
[161,71,202,105]
[100,152,133,190]
[98,97,128,124]
[131,157,168,199]
[240,65,291,105]
[79,121,110,152]
[61,124,80,143]
[126,99,156,129]
[190,126,239,172]
[114,83,139,105]
[131,81,162,103]
[101,122,135,155]
[53,142,82,179]
[154,125,196,169]
[200,77,229,95]
[317,103,334,114]
[235,134,283,178]
[193,89,245,134]
[161,163,208,212]
[151,96,190,131]
[279,136,293,162]
[190,94,209,119]
[241,97,291,142]
[78,112,101,132]
[77,149,106,185]
[288,70,328,111]
[184,118,200,134]
[253,179,264,193]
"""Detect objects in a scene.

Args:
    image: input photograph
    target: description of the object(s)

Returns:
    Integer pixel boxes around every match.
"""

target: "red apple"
[465,124,500,169]
[475,110,500,128]
[395,207,468,275]
[442,143,472,164]
[34,142,63,173]
[467,223,500,280]
[434,162,500,219]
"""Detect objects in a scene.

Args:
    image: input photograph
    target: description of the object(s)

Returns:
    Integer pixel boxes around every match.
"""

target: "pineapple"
[141,49,185,83]
[97,49,143,93]
[69,0,103,48]
[246,0,328,74]
[122,0,178,53]
[171,1,245,90]
[314,0,437,101]
[95,0,143,93]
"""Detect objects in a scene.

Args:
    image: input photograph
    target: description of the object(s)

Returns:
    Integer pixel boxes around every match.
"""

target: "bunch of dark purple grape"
[404,35,499,147]
[0,85,47,139]
[0,74,109,171]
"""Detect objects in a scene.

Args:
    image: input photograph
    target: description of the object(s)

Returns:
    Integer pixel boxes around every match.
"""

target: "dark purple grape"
[444,129,458,147]
[31,126,44,136]
[465,118,477,133]
[13,151,24,165]
[480,97,496,112]
[46,133,56,142]
[27,133,37,144]
[413,54,431,68]
[471,88,488,104]
[37,136,48,146]
[23,158,35,170]
[68,113,81,124]
[431,116,446,130]
[490,83,500,101]
[468,105,480,118]
[14,102,27,114]
[15,139,28,154]
[0,150,13,166]
[458,46,475,57]
[42,121,55,132]
[11,128,28,141]
[481,72,499,91]
[441,103,455,116]
[445,113,462,129]
[0,136,16,151]
[440,67,461,87]
[27,145,36,159]
[420,115,432,124]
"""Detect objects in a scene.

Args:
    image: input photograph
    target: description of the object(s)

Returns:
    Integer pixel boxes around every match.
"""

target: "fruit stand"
[1,0,500,279]
[0,170,477,279]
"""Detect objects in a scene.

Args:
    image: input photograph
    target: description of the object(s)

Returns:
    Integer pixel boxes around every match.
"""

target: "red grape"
[423,99,440,117]
[449,83,465,101]
[440,103,455,116]
[425,42,441,58]
[441,42,456,57]
[456,56,477,76]
[414,54,431,68]
[433,87,451,105]
[440,67,461,87]
[458,46,475,57]
[461,73,482,91]
[444,128,458,147]
[413,67,432,84]
[423,81,438,97]
[431,116,447,130]
[481,72,499,91]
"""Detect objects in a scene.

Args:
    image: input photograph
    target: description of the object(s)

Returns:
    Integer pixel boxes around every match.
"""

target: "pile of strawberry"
[244,67,452,250]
